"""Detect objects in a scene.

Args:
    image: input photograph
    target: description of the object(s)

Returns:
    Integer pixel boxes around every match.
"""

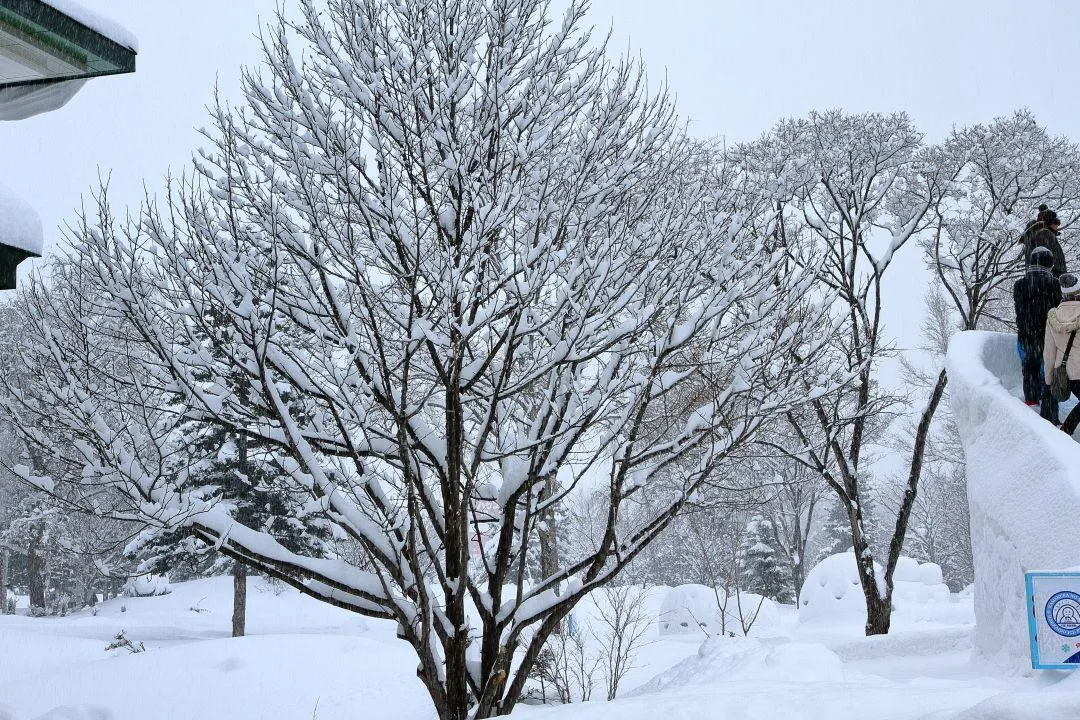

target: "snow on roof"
[44,0,139,52]
[0,183,44,256]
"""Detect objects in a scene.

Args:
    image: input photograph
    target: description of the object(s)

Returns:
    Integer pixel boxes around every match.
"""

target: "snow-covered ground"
[1,570,1078,720]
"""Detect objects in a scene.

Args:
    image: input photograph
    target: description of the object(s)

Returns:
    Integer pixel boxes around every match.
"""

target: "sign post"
[1026,572,1080,669]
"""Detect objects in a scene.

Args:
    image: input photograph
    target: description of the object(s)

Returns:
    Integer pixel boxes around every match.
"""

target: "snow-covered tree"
[927,110,1080,331]
[738,515,793,603]
[1,2,846,717]
[734,110,955,635]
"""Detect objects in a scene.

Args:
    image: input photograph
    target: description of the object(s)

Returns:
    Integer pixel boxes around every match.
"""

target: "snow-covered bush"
[529,585,652,703]
[123,575,171,598]
[104,629,145,655]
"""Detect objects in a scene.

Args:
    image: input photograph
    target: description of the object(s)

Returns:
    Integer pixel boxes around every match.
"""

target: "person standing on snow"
[1019,205,1067,277]
[1044,273,1080,434]
[1015,247,1062,423]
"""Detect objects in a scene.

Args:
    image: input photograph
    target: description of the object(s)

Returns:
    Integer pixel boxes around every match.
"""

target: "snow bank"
[0,184,43,255]
[632,635,847,694]
[45,0,138,51]
[798,552,951,628]
[658,584,781,637]
[946,330,1080,669]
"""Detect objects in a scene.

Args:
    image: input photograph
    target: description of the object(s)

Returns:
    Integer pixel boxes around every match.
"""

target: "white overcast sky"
[4,0,1080,364]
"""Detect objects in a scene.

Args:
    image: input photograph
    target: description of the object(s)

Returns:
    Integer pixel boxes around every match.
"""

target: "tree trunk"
[232,561,247,637]
[863,585,892,635]
[27,528,45,612]
[0,547,6,613]
[849,505,892,636]
[538,474,559,583]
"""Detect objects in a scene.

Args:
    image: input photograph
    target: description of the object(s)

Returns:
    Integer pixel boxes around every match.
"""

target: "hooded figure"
[1045,273,1080,434]
[1020,205,1067,277]
[1015,247,1062,421]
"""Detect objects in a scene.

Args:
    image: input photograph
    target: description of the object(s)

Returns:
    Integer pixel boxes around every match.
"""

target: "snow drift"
[947,330,1080,669]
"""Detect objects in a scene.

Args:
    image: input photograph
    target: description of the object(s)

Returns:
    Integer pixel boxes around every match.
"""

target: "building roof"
[0,0,136,91]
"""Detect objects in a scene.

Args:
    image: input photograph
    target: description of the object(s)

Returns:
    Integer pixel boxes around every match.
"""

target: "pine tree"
[814,499,853,562]
[128,291,328,635]
[739,515,794,603]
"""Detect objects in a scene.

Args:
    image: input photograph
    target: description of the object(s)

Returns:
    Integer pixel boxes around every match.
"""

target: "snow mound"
[658,584,780,637]
[633,635,845,695]
[947,331,1080,668]
[0,184,43,255]
[798,552,878,625]
[798,552,950,626]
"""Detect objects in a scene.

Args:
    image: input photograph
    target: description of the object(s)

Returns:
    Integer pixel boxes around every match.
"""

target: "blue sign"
[1026,573,1080,669]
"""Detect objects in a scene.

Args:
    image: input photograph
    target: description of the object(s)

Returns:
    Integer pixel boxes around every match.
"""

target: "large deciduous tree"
[0,1,844,717]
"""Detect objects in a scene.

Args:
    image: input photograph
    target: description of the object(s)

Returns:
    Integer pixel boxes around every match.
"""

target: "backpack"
[1050,330,1077,402]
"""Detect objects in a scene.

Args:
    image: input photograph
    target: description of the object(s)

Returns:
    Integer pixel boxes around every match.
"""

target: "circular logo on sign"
[1045,591,1080,637]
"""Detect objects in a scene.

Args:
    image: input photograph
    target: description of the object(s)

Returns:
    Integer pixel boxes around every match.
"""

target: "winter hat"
[1038,204,1061,227]
[1061,272,1080,297]
[1032,246,1055,268]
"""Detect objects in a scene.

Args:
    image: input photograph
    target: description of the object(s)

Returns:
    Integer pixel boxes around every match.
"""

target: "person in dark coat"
[1015,246,1063,423]
[1019,205,1067,277]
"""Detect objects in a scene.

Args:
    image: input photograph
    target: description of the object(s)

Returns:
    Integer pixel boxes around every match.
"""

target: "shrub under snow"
[123,575,171,598]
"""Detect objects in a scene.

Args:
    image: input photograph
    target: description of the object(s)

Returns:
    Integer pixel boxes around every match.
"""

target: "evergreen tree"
[739,515,794,603]
[815,499,853,562]
[127,284,328,634]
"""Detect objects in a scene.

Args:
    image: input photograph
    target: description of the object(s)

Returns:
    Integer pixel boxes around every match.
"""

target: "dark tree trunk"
[232,561,247,637]
[0,547,6,613]
[863,586,892,635]
[27,528,45,611]
[851,525,892,635]
[538,474,559,585]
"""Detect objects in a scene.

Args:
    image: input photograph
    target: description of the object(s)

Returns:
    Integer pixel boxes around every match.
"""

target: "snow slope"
[947,330,1080,669]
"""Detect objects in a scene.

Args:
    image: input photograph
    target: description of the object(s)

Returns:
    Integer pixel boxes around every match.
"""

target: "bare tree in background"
[926,109,1080,332]
[736,110,955,635]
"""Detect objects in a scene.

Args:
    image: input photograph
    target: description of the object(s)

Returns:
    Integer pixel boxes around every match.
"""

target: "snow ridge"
[947,330,1080,669]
